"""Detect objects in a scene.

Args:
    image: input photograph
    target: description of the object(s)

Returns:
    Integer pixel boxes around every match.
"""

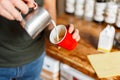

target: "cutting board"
[87,51,120,78]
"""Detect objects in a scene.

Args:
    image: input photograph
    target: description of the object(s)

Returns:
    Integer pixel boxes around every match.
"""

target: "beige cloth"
[87,51,120,78]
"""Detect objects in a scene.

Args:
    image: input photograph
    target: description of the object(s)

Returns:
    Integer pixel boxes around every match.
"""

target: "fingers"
[72,29,80,42]
[0,0,37,21]
[1,0,23,21]
[10,0,29,14]
[68,24,74,34]
[0,5,14,20]
[68,24,80,42]
[33,2,38,9]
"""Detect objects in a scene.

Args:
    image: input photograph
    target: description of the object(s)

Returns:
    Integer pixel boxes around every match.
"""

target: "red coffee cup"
[49,25,77,50]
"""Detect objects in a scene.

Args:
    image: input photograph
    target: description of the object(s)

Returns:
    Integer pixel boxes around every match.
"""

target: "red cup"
[49,25,77,50]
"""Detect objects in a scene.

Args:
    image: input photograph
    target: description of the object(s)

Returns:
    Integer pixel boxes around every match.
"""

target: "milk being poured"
[51,20,59,42]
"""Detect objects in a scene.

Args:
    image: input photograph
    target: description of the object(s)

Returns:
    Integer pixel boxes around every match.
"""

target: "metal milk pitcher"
[22,7,51,39]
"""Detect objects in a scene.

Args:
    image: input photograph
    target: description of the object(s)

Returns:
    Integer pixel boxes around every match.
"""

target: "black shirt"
[0,0,45,67]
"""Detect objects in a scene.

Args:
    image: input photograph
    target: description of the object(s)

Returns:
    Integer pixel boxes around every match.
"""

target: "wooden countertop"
[45,14,120,80]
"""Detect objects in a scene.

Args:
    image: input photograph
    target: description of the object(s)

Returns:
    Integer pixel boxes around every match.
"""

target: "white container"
[65,0,75,14]
[75,0,85,17]
[84,0,95,21]
[43,56,60,73]
[97,25,115,52]
[105,1,118,24]
[94,1,107,22]
[60,63,94,80]
[116,5,120,28]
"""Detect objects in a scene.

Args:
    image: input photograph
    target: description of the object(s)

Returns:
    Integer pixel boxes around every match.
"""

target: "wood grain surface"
[45,14,120,80]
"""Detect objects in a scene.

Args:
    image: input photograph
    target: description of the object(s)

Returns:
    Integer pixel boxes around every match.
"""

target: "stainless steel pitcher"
[22,7,51,39]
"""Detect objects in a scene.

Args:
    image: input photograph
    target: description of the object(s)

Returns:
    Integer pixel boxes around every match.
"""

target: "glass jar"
[116,3,120,28]
[105,0,118,24]
[65,0,75,14]
[84,0,95,21]
[94,0,107,23]
[75,0,85,18]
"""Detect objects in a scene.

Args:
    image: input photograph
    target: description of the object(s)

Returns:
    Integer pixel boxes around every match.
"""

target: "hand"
[23,0,38,9]
[68,24,80,42]
[0,0,37,21]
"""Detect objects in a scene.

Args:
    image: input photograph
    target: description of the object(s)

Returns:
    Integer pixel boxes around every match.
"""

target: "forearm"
[43,0,56,22]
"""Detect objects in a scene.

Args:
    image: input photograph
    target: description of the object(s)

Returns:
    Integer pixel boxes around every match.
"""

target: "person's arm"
[43,0,56,30]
